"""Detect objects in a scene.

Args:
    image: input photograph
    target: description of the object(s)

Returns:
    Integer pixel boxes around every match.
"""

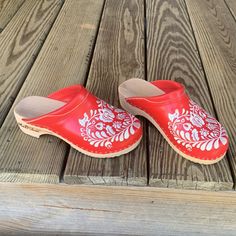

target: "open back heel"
[118,78,164,116]
[119,92,139,116]
[14,111,48,138]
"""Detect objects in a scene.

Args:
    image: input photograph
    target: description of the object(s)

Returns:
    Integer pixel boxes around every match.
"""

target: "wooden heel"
[17,123,45,138]
[14,112,47,138]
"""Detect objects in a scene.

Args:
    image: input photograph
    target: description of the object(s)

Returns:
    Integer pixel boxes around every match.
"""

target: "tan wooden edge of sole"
[119,94,226,165]
[14,112,142,158]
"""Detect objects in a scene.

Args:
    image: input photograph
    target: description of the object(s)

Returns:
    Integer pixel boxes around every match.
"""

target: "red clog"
[14,85,142,158]
[119,78,228,164]
[47,85,83,103]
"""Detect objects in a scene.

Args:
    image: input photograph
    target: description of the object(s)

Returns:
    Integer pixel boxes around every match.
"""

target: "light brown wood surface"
[185,0,236,187]
[1,2,236,234]
[0,0,25,32]
[146,0,233,190]
[0,0,104,183]
[0,0,235,191]
[0,0,63,126]
[64,0,147,186]
[225,0,236,20]
[1,183,236,235]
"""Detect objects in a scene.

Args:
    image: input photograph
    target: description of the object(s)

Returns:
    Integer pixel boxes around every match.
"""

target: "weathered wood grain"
[0,0,25,32]
[225,0,236,20]
[0,0,63,126]
[146,0,233,190]
[185,0,236,187]
[1,183,236,235]
[0,0,104,183]
[64,0,146,186]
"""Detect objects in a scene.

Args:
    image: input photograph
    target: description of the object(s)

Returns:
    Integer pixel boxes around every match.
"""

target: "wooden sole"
[14,112,142,158]
[119,93,225,165]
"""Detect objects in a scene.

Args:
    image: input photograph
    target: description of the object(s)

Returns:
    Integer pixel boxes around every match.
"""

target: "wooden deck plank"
[1,183,236,235]
[0,0,63,126]
[64,0,146,186]
[0,0,25,32]
[225,0,236,20]
[185,0,236,187]
[0,0,104,183]
[146,0,233,190]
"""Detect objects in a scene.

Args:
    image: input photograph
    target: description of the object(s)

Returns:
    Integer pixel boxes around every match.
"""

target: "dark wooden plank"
[0,0,25,32]
[64,0,146,186]
[1,183,236,236]
[146,0,233,190]
[185,0,236,187]
[0,0,104,183]
[0,0,63,126]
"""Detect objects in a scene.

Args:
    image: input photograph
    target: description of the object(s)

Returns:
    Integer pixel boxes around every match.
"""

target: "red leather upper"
[126,80,228,161]
[47,85,83,103]
[24,85,142,155]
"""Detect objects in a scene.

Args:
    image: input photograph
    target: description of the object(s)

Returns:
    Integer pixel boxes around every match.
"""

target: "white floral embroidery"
[200,128,209,138]
[95,122,104,130]
[117,113,126,120]
[168,100,228,151]
[183,123,192,131]
[113,121,122,129]
[190,113,204,127]
[79,99,140,149]
[99,108,115,123]
[191,129,199,141]
[207,123,218,130]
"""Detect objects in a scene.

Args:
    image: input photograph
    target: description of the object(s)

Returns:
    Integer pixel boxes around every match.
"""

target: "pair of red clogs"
[14,79,228,165]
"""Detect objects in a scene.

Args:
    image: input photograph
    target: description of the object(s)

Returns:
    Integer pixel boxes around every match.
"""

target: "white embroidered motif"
[168,100,228,151]
[79,100,140,149]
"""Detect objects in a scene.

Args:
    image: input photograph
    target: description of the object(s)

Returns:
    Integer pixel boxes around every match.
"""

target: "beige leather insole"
[119,78,165,98]
[14,96,66,119]
[16,79,165,120]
